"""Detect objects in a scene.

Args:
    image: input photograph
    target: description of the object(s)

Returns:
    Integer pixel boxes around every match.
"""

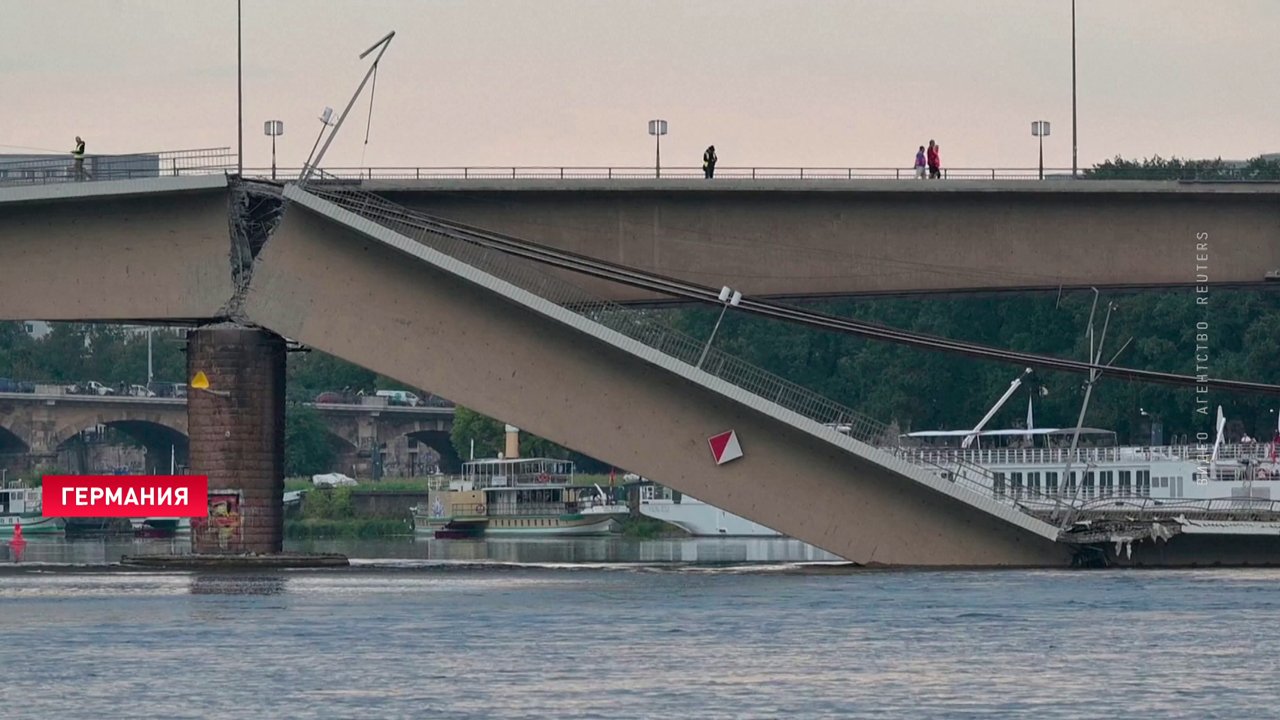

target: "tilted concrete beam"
[240,187,1070,566]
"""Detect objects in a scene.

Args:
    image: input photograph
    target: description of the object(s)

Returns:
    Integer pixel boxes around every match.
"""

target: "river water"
[3,537,1279,719]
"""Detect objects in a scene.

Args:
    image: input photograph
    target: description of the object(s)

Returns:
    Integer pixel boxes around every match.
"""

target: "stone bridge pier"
[187,325,286,554]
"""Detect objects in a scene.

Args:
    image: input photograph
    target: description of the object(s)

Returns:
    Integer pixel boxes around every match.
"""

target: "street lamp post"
[696,286,742,370]
[1072,0,1077,178]
[648,119,668,179]
[304,108,336,180]
[1032,121,1050,180]
[299,31,396,185]
[237,0,243,177]
[264,120,284,180]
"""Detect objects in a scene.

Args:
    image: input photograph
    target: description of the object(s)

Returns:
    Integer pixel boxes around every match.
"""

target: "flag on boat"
[1024,396,1034,445]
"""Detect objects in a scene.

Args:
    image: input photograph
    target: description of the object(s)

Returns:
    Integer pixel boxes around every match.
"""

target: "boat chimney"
[505,425,520,459]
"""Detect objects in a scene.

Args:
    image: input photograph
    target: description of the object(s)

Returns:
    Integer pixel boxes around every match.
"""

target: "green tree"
[449,406,611,471]
[450,406,507,460]
[288,350,378,401]
[1085,154,1280,181]
[285,404,335,477]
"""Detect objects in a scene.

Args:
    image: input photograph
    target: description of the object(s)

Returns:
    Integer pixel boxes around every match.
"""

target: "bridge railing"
[299,176,1077,524]
[0,148,236,187]
[248,166,1280,182]
[255,166,1082,181]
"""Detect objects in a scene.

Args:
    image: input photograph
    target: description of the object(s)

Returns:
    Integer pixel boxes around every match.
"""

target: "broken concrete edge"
[277,184,1063,542]
[0,173,229,206]
[118,553,349,570]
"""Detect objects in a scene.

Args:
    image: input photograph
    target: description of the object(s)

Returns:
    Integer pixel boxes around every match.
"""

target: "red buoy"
[11,521,26,545]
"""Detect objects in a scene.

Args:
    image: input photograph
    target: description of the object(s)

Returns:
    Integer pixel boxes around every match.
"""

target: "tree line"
[5,284,1276,474]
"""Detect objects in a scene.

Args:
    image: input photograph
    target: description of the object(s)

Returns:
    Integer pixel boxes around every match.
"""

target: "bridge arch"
[323,430,361,478]
[0,424,29,454]
[401,429,461,474]
[53,411,189,474]
[52,411,187,450]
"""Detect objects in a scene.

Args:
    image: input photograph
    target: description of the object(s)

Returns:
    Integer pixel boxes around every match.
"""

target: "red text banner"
[42,476,208,518]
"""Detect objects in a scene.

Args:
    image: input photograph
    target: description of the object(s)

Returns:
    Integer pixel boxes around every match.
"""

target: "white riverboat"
[636,483,783,537]
[897,414,1280,515]
[0,486,66,535]
[412,458,628,537]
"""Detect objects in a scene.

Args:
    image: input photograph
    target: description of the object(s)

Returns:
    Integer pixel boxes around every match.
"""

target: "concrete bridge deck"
[371,178,1280,302]
[2,175,1278,323]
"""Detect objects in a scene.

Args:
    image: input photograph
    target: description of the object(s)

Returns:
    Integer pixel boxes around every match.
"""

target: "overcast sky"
[2,0,1276,170]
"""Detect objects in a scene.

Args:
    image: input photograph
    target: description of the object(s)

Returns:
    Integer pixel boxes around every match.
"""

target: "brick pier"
[187,326,286,553]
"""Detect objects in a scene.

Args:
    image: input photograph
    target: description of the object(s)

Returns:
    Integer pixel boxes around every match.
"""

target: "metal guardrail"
[0,148,236,187]
[249,166,1280,182]
[253,166,1082,181]
[300,176,1073,522]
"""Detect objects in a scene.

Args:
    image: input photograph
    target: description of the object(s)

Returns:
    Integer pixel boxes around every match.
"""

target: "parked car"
[147,381,187,398]
[128,384,156,397]
[376,390,420,407]
[0,377,31,393]
[66,381,115,396]
[315,391,345,404]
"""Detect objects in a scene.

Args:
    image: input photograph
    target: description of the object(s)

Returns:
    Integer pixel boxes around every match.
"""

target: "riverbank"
[285,518,411,538]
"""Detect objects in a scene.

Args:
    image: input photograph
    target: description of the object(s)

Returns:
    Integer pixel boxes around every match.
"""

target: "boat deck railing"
[486,502,580,516]
[901,443,1279,468]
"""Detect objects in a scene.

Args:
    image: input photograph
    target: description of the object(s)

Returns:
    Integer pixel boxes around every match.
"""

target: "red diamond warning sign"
[708,430,743,465]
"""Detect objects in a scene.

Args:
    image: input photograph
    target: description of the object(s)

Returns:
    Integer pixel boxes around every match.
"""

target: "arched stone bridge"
[0,391,455,474]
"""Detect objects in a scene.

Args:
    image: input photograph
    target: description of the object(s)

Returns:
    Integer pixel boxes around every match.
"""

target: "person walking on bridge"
[71,136,86,180]
[927,140,941,179]
[914,145,927,179]
[703,145,717,179]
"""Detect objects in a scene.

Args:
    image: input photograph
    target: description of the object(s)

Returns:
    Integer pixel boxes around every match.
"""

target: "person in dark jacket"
[72,136,86,180]
[703,145,717,179]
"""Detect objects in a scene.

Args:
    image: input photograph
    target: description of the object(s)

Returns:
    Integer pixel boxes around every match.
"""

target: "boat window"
[1027,472,1041,495]
[1119,471,1132,496]
[1011,472,1023,497]
[1046,472,1059,494]
[993,472,1006,496]
[1083,472,1095,498]
[1065,472,1077,494]
[1137,471,1151,496]
[1099,471,1114,497]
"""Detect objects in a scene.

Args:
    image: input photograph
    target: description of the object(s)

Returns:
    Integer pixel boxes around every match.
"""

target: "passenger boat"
[895,407,1280,514]
[0,486,66,535]
[636,482,783,536]
[412,458,628,537]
